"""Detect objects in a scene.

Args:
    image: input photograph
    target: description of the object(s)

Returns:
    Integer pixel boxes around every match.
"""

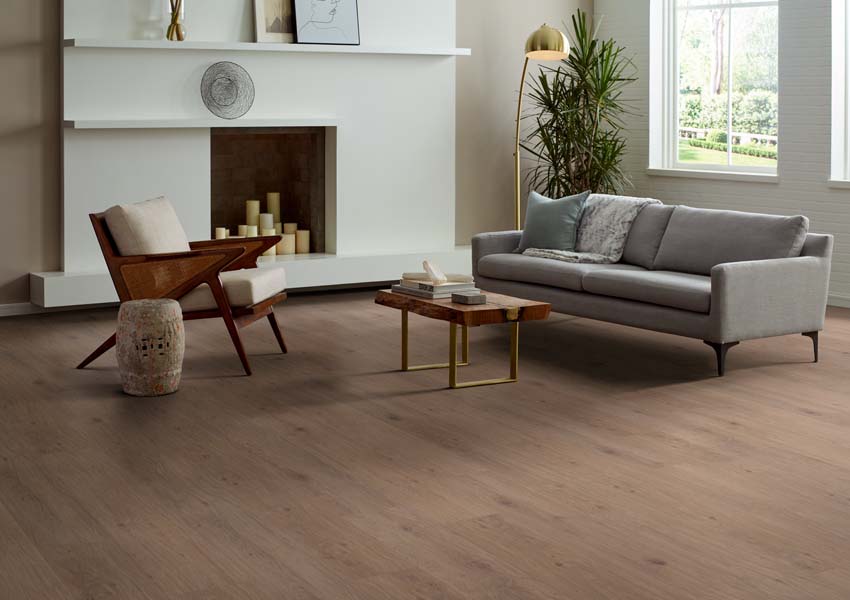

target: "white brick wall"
[596,0,850,306]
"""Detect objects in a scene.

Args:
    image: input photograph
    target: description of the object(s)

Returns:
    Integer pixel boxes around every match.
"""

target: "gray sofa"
[472,203,833,376]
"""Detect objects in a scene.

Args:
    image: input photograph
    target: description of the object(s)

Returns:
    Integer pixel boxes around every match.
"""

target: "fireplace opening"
[211,127,327,253]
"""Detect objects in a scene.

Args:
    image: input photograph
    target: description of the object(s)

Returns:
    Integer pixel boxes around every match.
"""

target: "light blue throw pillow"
[517,190,591,252]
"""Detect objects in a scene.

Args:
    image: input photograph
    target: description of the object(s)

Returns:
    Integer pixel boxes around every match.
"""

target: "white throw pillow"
[104,197,191,256]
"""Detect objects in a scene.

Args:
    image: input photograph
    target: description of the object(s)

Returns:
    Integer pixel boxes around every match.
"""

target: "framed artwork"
[254,0,296,43]
[294,0,360,46]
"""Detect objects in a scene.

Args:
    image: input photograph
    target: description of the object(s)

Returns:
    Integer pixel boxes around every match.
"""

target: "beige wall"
[0,0,60,305]
[456,0,592,243]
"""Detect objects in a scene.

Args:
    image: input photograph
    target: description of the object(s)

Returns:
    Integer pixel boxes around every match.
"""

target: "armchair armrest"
[190,236,280,271]
[708,256,832,343]
[111,246,245,302]
[472,231,522,280]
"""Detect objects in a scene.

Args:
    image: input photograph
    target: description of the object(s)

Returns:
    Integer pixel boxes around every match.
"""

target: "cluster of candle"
[213,193,311,257]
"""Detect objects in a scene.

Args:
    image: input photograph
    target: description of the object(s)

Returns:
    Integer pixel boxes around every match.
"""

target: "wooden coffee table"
[374,290,551,389]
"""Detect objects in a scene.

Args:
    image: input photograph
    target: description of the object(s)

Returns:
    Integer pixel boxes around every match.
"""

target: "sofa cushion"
[104,197,191,256]
[621,204,675,269]
[477,253,646,292]
[518,190,590,252]
[582,270,712,313]
[653,206,809,275]
[179,268,287,312]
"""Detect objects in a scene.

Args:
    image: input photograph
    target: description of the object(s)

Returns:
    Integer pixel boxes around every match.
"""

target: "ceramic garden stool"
[116,299,185,396]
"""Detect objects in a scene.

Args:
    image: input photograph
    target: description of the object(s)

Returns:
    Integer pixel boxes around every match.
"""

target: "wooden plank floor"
[0,290,849,599]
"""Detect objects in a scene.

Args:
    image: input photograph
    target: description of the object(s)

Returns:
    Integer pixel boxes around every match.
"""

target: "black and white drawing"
[294,0,360,45]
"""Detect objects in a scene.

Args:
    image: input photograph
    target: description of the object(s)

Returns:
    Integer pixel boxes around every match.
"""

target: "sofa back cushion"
[104,197,191,256]
[653,206,809,275]
[621,204,675,269]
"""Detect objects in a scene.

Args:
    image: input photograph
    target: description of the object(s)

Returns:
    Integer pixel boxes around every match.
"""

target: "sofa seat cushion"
[653,206,809,275]
[477,253,646,292]
[179,268,287,312]
[104,197,191,256]
[582,270,712,313]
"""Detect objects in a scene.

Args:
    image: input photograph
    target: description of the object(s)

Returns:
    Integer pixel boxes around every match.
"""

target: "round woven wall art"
[200,61,255,119]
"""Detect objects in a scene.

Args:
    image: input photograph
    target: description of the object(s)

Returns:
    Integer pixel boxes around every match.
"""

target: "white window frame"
[831,0,850,182]
[650,0,779,176]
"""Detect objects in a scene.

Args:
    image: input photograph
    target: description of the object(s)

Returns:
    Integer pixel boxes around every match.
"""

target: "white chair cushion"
[104,197,191,256]
[179,268,287,312]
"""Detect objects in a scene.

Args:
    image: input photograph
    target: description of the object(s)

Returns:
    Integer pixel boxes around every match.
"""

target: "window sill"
[646,168,779,184]
[827,179,850,189]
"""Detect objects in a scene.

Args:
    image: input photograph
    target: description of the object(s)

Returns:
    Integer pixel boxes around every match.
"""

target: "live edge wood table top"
[374,290,552,327]
[374,290,552,389]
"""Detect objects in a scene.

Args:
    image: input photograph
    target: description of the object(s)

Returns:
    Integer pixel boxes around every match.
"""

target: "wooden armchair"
[78,199,288,376]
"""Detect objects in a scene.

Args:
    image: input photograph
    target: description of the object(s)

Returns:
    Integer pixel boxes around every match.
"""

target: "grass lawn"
[678,139,777,168]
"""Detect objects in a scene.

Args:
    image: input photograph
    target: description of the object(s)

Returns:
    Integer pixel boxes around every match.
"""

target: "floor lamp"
[514,24,570,229]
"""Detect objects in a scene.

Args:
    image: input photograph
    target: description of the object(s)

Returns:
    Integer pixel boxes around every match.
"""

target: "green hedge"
[685,138,778,160]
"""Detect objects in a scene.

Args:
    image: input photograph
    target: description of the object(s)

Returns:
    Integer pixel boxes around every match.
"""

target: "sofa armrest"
[709,256,832,343]
[472,231,522,280]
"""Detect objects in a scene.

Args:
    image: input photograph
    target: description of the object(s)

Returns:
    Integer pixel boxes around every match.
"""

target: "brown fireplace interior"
[211,127,325,253]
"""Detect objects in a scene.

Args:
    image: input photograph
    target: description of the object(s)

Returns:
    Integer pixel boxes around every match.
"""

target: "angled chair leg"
[208,277,252,376]
[802,331,819,363]
[267,311,288,354]
[703,341,739,377]
[77,333,117,369]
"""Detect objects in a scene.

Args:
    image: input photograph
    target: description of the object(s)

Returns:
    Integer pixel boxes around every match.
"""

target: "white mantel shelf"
[64,118,340,129]
[64,38,471,57]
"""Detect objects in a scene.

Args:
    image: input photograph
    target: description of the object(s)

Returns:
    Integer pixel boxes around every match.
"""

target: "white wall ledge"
[64,118,340,129]
[64,38,471,57]
[647,168,779,184]
[827,179,850,190]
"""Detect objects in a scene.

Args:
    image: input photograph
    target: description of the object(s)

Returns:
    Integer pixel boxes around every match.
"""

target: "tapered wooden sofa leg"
[802,331,819,363]
[703,341,739,377]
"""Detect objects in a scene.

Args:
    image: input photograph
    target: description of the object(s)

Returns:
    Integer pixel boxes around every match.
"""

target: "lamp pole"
[514,56,530,231]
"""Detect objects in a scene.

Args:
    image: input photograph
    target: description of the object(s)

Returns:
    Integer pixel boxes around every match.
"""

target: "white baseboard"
[829,294,850,309]
[0,302,115,318]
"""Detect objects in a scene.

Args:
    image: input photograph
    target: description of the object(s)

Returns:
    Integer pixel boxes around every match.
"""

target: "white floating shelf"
[64,38,471,57]
[64,118,340,130]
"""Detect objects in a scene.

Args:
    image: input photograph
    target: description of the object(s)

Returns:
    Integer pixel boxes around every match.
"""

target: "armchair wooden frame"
[77,213,288,376]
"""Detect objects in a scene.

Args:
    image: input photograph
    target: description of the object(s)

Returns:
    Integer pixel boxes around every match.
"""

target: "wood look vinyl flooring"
[1,290,849,599]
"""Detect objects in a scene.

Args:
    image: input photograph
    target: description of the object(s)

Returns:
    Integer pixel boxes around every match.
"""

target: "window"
[650,0,778,175]
[832,0,850,181]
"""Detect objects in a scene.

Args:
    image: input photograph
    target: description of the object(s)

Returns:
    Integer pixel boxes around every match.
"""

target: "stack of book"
[392,277,480,300]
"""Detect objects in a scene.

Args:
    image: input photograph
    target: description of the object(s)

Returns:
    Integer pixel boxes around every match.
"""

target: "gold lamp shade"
[525,24,569,61]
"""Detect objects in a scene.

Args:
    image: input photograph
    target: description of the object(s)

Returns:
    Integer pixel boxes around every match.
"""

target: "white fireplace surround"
[33,0,470,307]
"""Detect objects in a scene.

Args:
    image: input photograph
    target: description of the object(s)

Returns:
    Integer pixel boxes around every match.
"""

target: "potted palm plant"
[522,10,637,197]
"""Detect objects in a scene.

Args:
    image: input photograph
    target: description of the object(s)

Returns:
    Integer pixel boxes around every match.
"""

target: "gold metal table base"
[400,309,520,389]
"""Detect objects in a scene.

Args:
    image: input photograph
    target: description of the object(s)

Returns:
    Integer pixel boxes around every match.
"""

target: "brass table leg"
[401,309,469,371]
[449,321,519,389]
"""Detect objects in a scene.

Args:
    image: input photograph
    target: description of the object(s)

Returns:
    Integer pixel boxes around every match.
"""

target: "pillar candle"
[246,200,261,228]
[259,213,275,232]
[296,229,310,254]
[246,225,258,238]
[274,222,282,235]
[267,193,281,223]
[283,222,298,235]
[261,228,277,256]
[279,233,296,255]
[238,224,248,237]
[214,227,228,240]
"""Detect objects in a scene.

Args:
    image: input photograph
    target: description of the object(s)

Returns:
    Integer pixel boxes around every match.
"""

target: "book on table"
[392,280,480,300]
